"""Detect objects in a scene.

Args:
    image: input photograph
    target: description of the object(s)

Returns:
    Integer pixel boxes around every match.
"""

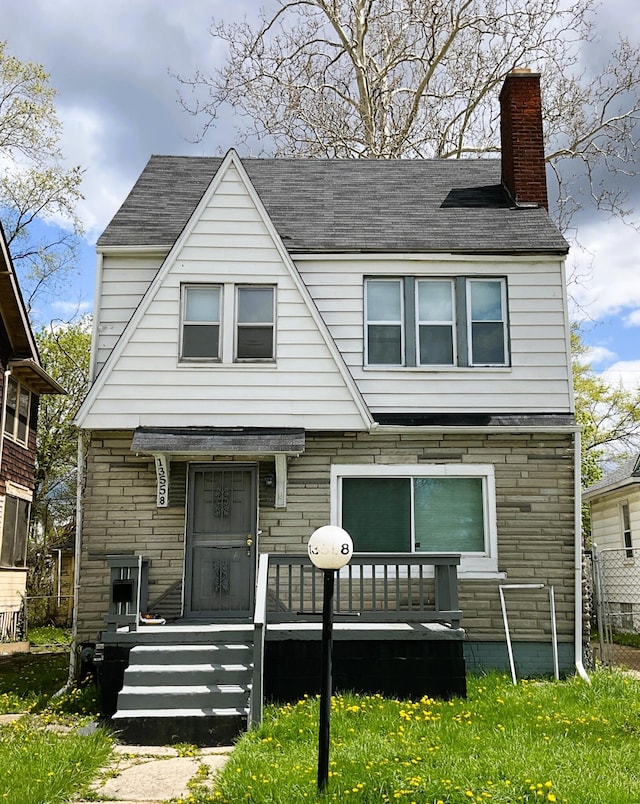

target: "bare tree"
[177,0,640,231]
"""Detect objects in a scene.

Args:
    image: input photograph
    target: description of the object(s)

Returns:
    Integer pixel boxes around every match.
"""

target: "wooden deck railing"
[250,552,461,725]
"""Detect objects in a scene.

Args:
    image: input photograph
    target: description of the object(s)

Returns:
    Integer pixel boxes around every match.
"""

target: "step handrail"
[250,552,270,726]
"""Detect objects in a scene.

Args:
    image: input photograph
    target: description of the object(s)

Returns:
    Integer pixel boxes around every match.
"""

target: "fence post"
[591,543,609,665]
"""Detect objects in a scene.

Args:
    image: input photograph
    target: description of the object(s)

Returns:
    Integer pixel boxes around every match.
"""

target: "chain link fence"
[590,545,640,671]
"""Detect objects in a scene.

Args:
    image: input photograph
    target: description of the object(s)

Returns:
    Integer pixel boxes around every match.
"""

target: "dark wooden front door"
[185,464,256,618]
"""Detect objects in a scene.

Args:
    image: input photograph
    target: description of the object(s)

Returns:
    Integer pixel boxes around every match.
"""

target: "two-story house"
[74,70,585,744]
[1,225,65,649]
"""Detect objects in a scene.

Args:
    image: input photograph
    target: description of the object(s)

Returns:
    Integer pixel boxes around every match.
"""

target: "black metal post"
[317,568,335,792]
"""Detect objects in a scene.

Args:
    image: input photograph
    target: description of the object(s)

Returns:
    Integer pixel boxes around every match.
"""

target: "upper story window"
[181,285,222,360]
[235,286,275,361]
[3,376,31,445]
[365,277,508,368]
[180,284,276,364]
[621,501,633,559]
[467,279,507,365]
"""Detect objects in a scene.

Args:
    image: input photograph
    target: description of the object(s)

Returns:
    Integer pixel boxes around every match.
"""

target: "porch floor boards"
[102,620,464,646]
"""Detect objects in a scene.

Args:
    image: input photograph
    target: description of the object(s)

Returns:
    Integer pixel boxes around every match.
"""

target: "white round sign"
[307,525,354,570]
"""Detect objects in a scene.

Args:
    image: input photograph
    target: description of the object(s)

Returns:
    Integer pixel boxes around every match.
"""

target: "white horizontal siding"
[591,488,640,551]
[89,157,573,426]
[297,256,572,413]
[95,256,164,373]
[82,162,367,431]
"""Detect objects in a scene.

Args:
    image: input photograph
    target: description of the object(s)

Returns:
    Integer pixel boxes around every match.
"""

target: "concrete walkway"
[1,714,233,803]
[75,743,233,804]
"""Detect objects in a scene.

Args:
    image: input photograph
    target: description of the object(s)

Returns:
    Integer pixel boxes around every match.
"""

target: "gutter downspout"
[574,429,590,683]
[56,431,85,695]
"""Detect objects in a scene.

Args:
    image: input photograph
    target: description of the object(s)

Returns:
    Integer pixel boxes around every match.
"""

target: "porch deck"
[101,619,463,645]
[96,552,466,743]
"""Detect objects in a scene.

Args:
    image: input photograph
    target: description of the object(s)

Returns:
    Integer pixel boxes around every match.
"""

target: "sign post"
[307,525,353,793]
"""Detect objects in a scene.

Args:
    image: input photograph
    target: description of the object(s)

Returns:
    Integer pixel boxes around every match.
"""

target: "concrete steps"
[112,641,253,745]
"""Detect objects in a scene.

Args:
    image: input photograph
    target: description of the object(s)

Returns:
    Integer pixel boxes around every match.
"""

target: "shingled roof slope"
[97,155,568,254]
[584,454,640,496]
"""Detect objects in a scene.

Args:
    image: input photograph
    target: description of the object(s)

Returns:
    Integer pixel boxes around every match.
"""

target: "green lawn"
[185,670,640,804]
[3,653,639,804]
[0,650,113,804]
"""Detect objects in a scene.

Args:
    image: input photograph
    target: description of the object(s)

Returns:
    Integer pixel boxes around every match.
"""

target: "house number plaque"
[154,454,169,507]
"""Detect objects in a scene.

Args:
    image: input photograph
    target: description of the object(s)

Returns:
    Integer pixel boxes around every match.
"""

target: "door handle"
[246,535,253,547]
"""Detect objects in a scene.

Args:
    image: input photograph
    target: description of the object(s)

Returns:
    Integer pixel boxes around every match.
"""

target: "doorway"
[185,464,257,618]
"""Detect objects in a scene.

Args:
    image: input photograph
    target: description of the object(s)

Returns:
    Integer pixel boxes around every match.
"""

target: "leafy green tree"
[0,41,83,320]
[572,326,640,544]
[27,317,91,618]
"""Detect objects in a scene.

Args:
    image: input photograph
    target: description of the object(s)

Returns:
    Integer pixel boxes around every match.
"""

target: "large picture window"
[0,495,30,568]
[365,276,508,368]
[3,377,31,445]
[332,464,498,576]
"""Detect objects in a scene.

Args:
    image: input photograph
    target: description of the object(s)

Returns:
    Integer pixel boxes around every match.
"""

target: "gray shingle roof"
[97,154,569,254]
[584,454,640,495]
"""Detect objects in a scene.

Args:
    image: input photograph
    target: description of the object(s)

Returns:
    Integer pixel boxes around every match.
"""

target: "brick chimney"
[499,69,548,209]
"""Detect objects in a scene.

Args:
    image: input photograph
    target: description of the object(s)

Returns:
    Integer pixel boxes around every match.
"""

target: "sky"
[3,0,640,392]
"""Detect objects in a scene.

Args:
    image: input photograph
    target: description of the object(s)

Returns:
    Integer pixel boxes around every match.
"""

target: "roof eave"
[583,476,640,501]
[97,242,569,257]
[9,359,67,395]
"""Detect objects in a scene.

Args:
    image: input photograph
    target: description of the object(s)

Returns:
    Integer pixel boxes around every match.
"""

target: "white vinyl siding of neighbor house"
[83,163,368,431]
[295,255,572,414]
[590,489,640,553]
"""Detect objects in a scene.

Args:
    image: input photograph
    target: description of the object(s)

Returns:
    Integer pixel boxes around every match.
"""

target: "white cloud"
[569,220,640,322]
[57,104,134,240]
[585,345,618,366]
[602,361,640,392]
[624,309,640,327]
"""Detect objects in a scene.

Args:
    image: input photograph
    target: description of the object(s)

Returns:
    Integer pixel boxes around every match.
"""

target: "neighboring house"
[584,454,640,632]
[0,225,66,646]
[74,70,584,744]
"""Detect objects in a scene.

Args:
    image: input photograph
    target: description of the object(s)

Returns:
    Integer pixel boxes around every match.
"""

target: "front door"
[185,464,257,618]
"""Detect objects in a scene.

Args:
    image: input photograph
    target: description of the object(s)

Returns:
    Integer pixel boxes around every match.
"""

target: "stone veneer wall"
[77,429,576,652]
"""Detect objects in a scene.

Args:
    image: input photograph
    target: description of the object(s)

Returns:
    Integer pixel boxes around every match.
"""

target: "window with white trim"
[332,464,499,576]
[235,286,275,361]
[180,284,276,363]
[622,501,633,559]
[3,376,31,445]
[365,277,508,367]
[181,285,222,360]
[0,495,30,568]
